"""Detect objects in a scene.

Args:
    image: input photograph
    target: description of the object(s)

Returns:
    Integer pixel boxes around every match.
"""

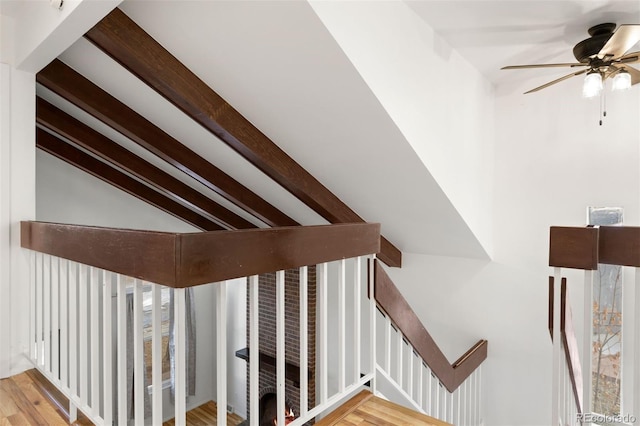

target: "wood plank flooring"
[164,401,244,426]
[315,390,452,426]
[0,369,244,425]
[1,371,72,425]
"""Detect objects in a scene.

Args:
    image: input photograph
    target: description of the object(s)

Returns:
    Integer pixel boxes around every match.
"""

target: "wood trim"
[550,226,640,269]
[83,8,402,268]
[37,97,254,230]
[36,128,222,232]
[21,221,180,286]
[176,223,380,287]
[373,260,487,392]
[599,226,640,267]
[21,221,380,288]
[36,59,296,229]
[549,226,599,270]
[561,278,583,415]
[548,276,583,415]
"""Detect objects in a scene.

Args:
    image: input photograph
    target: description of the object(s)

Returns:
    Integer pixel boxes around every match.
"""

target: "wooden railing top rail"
[549,226,640,270]
[373,260,488,392]
[21,221,380,288]
[548,276,583,415]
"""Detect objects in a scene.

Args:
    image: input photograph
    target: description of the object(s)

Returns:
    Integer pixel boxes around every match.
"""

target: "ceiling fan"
[502,23,640,95]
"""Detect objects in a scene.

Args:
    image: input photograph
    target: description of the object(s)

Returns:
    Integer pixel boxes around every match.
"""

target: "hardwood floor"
[0,369,244,426]
[1,371,74,425]
[315,390,452,426]
[2,371,442,426]
[164,401,244,426]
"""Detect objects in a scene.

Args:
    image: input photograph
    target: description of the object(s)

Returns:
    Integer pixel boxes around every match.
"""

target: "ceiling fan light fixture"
[583,71,603,98]
[612,69,632,91]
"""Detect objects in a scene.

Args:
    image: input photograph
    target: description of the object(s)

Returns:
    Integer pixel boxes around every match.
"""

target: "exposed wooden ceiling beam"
[37,97,255,230]
[36,128,223,232]
[37,59,297,229]
[84,8,402,267]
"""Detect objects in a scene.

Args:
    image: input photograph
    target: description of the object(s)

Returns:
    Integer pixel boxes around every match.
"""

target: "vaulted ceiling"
[32,0,640,266]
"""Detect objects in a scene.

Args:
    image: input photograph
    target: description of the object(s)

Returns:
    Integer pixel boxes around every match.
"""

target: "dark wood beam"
[36,128,222,232]
[21,221,381,288]
[37,97,254,230]
[374,260,487,392]
[36,59,297,229]
[83,8,402,268]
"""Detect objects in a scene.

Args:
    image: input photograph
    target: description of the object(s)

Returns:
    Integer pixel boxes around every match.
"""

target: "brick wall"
[245,267,316,422]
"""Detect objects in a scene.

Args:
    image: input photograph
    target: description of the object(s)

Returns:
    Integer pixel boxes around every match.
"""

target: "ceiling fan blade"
[598,24,640,59]
[502,63,586,70]
[523,69,588,94]
[620,64,640,85]
[618,51,640,64]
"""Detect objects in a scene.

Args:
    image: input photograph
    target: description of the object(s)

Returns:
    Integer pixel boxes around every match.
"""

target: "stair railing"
[21,221,380,426]
[549,226,640,426]
[22,220,489,426]
[373,260,487,425]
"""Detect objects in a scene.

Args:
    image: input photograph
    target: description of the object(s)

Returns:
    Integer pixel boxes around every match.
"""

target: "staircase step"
[316,390,452,426]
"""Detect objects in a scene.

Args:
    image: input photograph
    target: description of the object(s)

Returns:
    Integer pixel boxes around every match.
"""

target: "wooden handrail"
[549,225,640,269]
[548,276,583,415]
[373,260,487,392]
[21,221,380,287]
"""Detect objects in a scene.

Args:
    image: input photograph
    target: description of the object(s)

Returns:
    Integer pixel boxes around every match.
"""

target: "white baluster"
[51,257,59,382]
[151,284,162,424]
[35,252,42,366]
[133,280,144,424]
[29,251,35,362]
[369,256,376,393]
[276,271,285,426]
[68,261,78,423]
[384,315,391,374]
[417,361,423,410]
[338,259,346,393]
[250,275,259,426]
[175,287,186,426]
[425,369,432,415]
[299,268,308,417]
[635,267,640,424]
[44,254,51,373]
[217,282,228,426]
[117,275,127,426]
[103,271,113,426]
[59,259,68,389]
[407,348,413,400]
[90,267,100,415]
[354,257,362,384]
[397,332,403,389]
[552,268,562,425]
[79,264,88,406]
[318,262,328,402]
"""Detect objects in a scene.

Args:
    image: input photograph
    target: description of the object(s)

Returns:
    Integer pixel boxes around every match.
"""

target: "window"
[588,207,623,416]
[142,285,172,385]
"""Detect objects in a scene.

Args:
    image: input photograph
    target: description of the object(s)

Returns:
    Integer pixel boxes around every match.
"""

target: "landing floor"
[316,390,452,426]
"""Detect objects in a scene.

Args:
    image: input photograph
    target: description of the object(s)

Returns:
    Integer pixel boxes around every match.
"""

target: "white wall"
[387,76,640,425]
[310,0,495,257]
[0,0,119,379]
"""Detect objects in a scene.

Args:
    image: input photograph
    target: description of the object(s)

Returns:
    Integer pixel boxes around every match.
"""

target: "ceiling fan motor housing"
[573,23,616,62]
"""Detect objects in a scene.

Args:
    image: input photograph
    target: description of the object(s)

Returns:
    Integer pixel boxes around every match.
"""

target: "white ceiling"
[407,0,640,93]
